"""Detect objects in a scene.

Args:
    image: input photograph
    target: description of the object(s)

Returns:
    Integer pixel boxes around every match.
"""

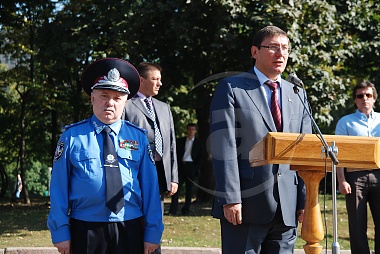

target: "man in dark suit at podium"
[209,26,312,253]
[169,123,204,215]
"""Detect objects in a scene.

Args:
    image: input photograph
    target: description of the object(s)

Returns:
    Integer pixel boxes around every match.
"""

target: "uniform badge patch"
[53,140,65,162]
[147,144,155,163]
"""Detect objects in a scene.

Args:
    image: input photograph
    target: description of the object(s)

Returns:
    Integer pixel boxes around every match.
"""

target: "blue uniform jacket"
[47,115,164,244]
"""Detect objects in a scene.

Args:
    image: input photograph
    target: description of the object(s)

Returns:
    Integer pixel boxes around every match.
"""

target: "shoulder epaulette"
[63,119,89,130]
[124,120,148,134]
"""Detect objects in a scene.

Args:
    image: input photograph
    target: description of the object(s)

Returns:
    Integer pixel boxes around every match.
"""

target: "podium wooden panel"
[249,132,380,254]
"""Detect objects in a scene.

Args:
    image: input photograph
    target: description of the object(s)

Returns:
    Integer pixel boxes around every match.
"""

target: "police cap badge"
[81,58,140,99]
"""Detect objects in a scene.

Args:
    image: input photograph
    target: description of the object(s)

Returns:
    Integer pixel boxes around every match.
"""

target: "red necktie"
[265,80,282,132]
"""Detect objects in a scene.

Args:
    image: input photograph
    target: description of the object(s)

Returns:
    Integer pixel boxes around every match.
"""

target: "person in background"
[169,123,204,215]
[335,80,380,254]
[123,62,178,204]
[47,58,163,254]
[123,61,178,254]
[15,174,22,199]
[209,25,312,253]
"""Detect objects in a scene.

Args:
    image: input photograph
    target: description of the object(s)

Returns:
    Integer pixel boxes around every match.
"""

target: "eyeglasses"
[356,93,373,99]
[259,45,291,54]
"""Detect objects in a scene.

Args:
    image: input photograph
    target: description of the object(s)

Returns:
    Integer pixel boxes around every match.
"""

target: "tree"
[0,0,56,203]
[1,0,380,202]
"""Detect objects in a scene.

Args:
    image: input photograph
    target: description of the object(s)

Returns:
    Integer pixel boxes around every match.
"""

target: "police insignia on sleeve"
[53,140,65,162]
[147,144,155,163]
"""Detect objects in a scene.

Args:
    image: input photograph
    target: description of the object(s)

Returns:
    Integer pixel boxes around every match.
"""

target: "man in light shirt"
[335,80,380,254]
[169,123,204,215]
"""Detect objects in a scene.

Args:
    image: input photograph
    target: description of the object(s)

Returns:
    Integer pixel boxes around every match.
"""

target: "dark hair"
[136,62,162,78]
[353,80,377,100]
[187,123,197,129]
[252,26,289,47]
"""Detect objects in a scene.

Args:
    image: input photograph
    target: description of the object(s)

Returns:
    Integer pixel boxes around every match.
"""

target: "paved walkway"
[0,247,354,253]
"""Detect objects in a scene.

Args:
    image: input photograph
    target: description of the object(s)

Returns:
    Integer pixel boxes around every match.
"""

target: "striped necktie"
[144,98,163,157]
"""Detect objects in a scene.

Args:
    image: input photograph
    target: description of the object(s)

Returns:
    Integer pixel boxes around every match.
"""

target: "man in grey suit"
[210,26,312,254]
[123,62,178,204]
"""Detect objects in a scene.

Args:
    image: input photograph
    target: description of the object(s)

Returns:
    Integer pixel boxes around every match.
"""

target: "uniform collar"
[91,115,122,135]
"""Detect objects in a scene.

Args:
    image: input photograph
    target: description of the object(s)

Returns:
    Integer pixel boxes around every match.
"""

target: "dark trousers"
[155,160,167,193]
[152,160,165,254]
[220,208,296,254]
[170,161,197,215]
[70,218,143,254]
[345,170,380,254]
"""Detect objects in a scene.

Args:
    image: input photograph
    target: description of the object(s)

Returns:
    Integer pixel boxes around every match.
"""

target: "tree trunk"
[0,163,9,198]
[19,93,31,205]
[51,109,58,161]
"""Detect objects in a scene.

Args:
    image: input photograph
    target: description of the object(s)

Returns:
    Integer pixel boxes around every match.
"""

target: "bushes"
[24,161,51,197]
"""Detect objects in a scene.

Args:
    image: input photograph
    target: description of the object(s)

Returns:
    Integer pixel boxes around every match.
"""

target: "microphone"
[287,73,304,88]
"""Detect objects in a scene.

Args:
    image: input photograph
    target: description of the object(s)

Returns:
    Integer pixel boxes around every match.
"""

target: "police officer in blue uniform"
[47,58,163,254]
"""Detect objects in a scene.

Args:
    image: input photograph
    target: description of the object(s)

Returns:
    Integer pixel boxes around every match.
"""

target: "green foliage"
[3,160,50,197]
[25,161,50,197]
[0,64,7,72]
[1,0,380,199]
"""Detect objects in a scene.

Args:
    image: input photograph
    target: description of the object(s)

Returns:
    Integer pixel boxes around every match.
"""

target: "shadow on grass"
[1,196,215,234]
[163,199,213,217]
[164,197,212,217]
[0,196,50,234]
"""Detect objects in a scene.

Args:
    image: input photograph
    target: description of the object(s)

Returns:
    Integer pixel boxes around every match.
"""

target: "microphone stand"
[292,85,340,254]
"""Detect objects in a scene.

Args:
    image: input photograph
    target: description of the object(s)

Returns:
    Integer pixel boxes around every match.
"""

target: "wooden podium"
[249,132,380,254]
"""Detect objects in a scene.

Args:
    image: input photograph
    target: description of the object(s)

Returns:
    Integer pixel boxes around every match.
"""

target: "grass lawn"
[0,194,375,251]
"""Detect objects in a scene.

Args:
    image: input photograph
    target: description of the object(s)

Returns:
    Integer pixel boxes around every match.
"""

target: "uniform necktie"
[265,80,282,132]
[144,98,163,157]
[102,126,124,214]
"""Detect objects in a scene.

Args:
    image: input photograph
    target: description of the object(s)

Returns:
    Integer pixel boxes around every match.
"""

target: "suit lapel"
[151,98,162,122]
[131,96,153,121]
[243,72,277,132]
